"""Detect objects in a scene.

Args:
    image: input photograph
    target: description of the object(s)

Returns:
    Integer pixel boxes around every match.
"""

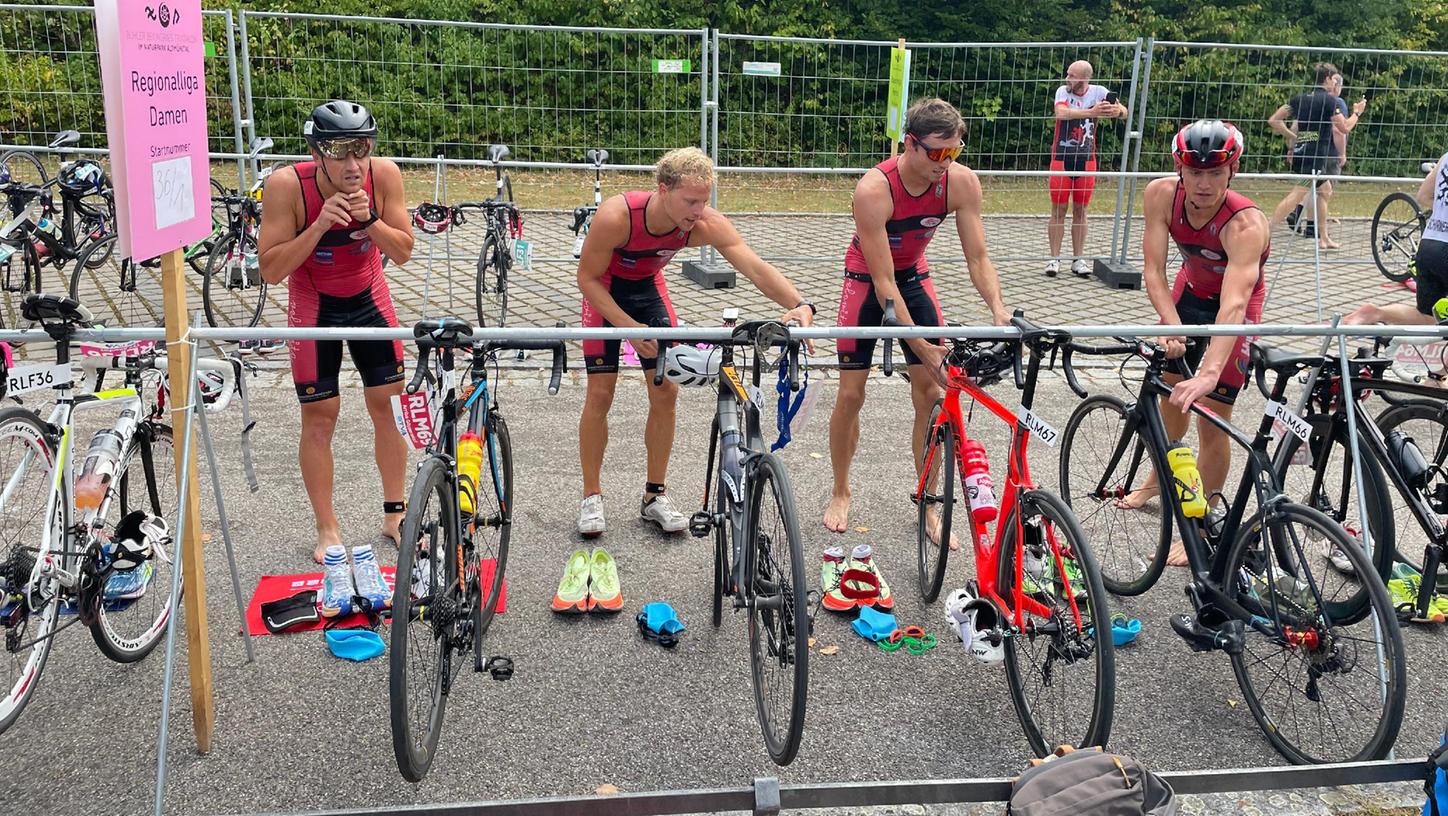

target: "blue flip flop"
[637,602,685,648]
[851,605,898,642]
[325,628,385,661]
[1086,614,1142,647]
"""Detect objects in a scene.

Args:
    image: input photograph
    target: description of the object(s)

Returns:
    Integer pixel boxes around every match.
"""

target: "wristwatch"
[794,300,818,317]
[358,208,380,229]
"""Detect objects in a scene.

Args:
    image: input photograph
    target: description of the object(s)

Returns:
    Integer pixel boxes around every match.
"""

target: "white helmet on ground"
[663,345,721,387]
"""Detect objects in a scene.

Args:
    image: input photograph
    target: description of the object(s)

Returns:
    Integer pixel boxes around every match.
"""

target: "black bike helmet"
[57,160,107,194]
[1172,119,1244,170]
[303,100,377,144]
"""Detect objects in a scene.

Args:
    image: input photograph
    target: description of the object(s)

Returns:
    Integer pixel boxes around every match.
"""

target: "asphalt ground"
[1,360,1441,816]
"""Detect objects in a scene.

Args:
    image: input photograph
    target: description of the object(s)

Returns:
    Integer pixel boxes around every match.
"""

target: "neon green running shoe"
[551,549,590,614]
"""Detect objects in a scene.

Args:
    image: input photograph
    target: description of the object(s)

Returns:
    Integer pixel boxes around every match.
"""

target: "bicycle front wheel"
[89,422,177,663]
[202,231,266,328]
[475,233,509,329]
[998,489,1115,756]
[473,412,512,634]
[390,456,458,783]
[1375,398,1448,570]
[1226,501,1406,763]
[746,452,808,766]
[1371,192,1423,283]
[916,401,954,602]
[0,407,63,736]
[1059,394,1170,596]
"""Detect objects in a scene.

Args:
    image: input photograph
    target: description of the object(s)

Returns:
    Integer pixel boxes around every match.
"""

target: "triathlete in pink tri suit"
[258,100,414,563]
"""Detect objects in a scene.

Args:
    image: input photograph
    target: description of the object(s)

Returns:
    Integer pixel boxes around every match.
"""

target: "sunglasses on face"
[316,137,374,161]
[908,134,963,163]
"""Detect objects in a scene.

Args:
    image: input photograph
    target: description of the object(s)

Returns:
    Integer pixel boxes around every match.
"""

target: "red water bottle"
[961,438,998,524]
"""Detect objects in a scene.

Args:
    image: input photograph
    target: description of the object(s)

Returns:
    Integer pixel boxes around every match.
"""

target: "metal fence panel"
[238,12,707,165]
[0,4,240,156]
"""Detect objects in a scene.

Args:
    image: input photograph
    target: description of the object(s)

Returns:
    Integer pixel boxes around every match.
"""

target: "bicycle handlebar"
[78,350,240,413]
[651,321,802,391]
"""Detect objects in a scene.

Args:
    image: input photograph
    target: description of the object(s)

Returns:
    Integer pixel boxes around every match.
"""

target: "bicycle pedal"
[483,655,514,680]
[688,511,713,538]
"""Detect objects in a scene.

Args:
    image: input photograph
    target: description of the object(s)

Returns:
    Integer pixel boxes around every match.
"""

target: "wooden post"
[160,247,214,753]
[890,37,905,158]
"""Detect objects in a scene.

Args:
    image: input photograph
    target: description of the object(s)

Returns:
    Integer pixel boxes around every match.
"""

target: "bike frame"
[915,344,1084,630]
[711,341,769,601]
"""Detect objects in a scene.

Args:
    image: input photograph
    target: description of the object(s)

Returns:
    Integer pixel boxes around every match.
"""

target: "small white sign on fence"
[742,61,782,77]
[651,59,691,74]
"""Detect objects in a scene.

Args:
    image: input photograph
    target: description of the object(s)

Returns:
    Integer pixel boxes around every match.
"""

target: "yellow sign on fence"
[886,45,911,144]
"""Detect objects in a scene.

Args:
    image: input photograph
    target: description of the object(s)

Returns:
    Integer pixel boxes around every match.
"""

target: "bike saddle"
[1249,341,1323,376]
[586,148,609,166]
[21,293,94,327]
[486,144,511,163]
[47,130,81,150]
[570,206,593,232]
[413,316,474,346]
[250,136,274,153]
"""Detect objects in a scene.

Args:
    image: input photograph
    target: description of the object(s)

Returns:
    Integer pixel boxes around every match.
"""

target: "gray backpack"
[1007,749,1178,816]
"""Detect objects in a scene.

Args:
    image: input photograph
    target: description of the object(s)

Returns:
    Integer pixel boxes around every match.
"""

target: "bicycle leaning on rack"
[1057,336,1406,763]
[662,309,809,767]
[890,309,1115,757]
[389,316,565,782]
[0,131,115,305]
[569,148,608,259]
[1369,160,1437,284]
[0,293,241,736]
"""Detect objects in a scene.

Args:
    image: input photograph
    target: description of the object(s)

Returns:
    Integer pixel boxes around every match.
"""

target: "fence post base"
[752,777,780,816]
[682,258,736,289]
[1092,257,1142,290]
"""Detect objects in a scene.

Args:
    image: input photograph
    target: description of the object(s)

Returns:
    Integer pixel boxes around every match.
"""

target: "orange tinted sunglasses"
[908,133,963,162]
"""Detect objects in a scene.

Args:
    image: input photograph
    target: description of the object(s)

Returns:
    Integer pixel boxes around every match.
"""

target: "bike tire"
[78,195,116,269]
[202,230,266,329]
[69,232,115,301]
[998,489,1116,756]
[90,423,177,663]
[1059,394,1171,596]
[186,178,231,275]
[1274,413,1394,612]
[475,232,509,329]
[916,401,954,602]
[1226,501,1406,763]
[0,407,64,736]
[711,415,728,629]
[390,456,457,783]
[1371,192,1423,283]
[746,452,808,766]
[474,413,512,633]
[1375,398,1448,571]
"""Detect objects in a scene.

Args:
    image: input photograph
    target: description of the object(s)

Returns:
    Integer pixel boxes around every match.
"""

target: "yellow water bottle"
[457,432,483,516]
[1166,440,1208,518]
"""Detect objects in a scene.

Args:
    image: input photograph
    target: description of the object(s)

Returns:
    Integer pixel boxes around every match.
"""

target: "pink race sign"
[94,0,210,262]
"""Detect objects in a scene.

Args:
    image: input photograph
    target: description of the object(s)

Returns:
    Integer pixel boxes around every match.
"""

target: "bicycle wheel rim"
[999,490,1115,756]
[474,413,511,631]
[475,234,505,329]
[1371,193,1421,283]
[90,424,176,662]
[712,422,728,629]
[0,409,61,734]
[1227,502,1406,763]
[389,459,454,782]
[747,453,808,766]
[1059,395,1169,596]
[916,404,952,602]
[203,232,266,329]
[1376,399,1448,572]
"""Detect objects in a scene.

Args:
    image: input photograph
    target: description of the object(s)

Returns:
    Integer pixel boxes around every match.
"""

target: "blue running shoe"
[320,545,355,618]
[350,544,392,611]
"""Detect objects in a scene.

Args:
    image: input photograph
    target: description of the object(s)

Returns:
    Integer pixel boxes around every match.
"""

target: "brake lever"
[406,346,432,394]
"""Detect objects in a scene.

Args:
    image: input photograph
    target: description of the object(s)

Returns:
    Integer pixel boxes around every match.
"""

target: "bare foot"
[1319,239,1341,250]
[1114,483,1159,510]
[823,493,851,533]
[926,508,962,551]
[382,511,403,548]
[313,527,343,564]
[1166,539,1190,567]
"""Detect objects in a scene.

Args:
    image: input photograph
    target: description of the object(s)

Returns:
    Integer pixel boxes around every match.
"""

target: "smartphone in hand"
[1105,91,1119,105]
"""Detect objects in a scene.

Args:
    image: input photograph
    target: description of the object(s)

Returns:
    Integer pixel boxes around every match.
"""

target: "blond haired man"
[574,147,816,539]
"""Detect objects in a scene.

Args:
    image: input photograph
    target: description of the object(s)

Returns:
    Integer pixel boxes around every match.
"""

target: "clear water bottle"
[961,438,998,524]
[75,408,139,511]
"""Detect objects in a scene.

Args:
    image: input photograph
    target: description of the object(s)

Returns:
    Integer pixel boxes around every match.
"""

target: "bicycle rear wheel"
[998,489,1115,756]
[1059,394,1170,596]
[711,416,729,629]
[472,412,512,632]
[746,452,808,766]
[474,232,509,329]
[1226,501,1406,763]
[187,178,230,275]
[1375,398,1448,571]
[916,402,954,602]
[0,407,64,736]
[77,195,116,269]
[390,457,458,783]
[89,422,177,663]
[1371,192,1422,283]
[202,231,266,328]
